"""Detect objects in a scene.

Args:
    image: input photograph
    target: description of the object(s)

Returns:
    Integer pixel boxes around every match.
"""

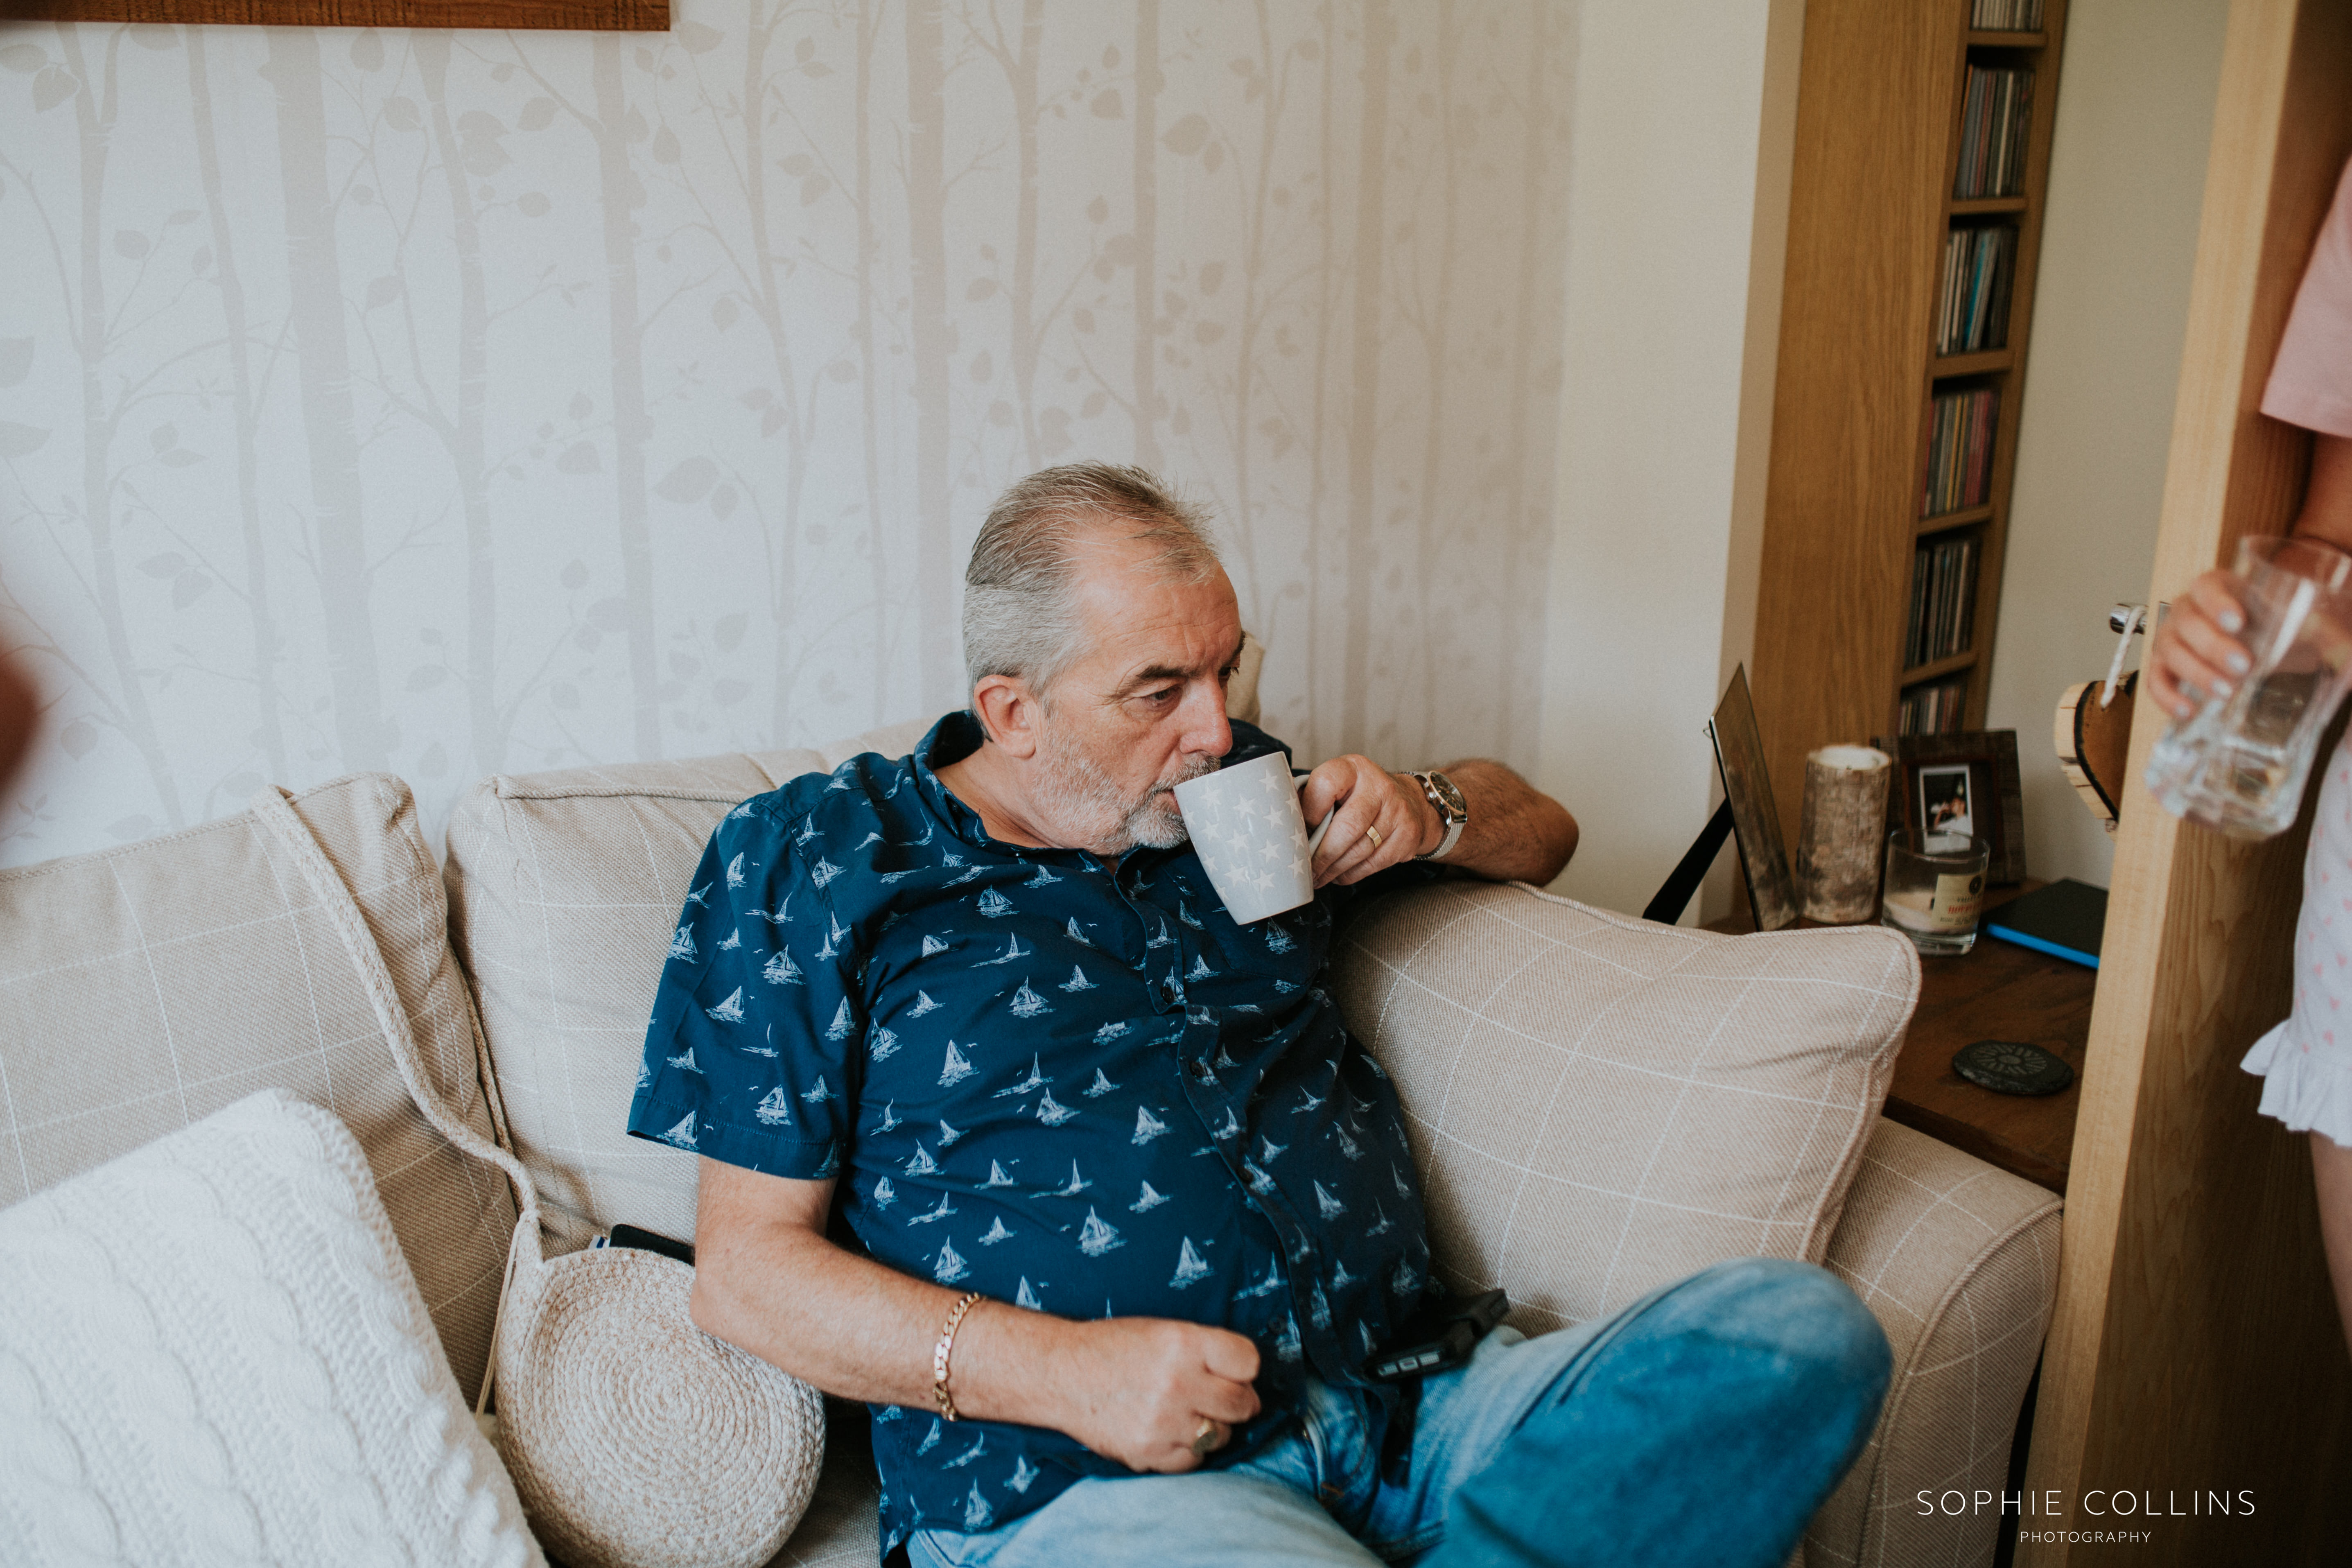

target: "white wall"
[0,2,1573,867]
[1539,0,1802,918]
[1984,0,2230,889]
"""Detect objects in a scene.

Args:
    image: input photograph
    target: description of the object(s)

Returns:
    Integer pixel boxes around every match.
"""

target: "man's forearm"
[690,1189,1068,1425]
[1430,758,1579,884]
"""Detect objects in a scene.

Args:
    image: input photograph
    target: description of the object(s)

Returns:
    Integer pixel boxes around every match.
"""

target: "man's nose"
[1182,677,1233,758]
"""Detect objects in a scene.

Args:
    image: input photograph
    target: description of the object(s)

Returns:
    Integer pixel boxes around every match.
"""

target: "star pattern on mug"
[1186,765,1315,908]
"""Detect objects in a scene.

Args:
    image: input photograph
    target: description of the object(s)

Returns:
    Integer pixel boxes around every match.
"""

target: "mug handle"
[1297,773,1336,858]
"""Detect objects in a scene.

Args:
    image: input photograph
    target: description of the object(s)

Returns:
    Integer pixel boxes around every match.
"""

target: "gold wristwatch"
[1408,770,1469,861]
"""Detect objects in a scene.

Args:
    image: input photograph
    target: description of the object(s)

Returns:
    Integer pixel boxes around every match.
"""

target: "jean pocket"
[908,1526,999,1568]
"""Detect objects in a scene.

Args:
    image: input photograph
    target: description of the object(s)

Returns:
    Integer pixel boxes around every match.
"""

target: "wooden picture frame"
[0,2,667,27]
[1871,729,2027,885]
[1709,665,1799,931]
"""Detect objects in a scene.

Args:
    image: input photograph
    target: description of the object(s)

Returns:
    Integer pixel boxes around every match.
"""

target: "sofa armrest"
[1806,1118,2062,1568]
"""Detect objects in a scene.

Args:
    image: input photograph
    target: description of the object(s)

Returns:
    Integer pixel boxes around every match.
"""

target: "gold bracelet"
[932,1291,984,1421]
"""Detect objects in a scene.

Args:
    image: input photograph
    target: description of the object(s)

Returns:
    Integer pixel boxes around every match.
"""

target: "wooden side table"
[1710,883,2090,1194]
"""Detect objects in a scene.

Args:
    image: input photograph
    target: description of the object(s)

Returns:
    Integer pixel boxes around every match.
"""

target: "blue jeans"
[906,1257,1892,1568]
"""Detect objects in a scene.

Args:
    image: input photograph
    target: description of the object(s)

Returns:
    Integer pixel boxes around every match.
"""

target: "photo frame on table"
[1708,666,1798,931]
[1870,729,2027,885]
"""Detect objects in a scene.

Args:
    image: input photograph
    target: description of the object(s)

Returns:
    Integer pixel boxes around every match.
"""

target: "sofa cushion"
[0,772,516,1399]
[445,722,931,1254]
[0,1088,543,1567]
[1328,881,1918,1333]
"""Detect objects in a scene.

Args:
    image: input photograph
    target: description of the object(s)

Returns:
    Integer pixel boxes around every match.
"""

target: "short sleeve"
[626,806,860,1178]
[2264,155,2352,438]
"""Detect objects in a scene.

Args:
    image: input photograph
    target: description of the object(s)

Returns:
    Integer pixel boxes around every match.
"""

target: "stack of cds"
[1969,0,2045,29]
[1921,387,1999,517]
[1936,226,2016,355]
[1953,66,2036,199]
[1905,535,1980,670]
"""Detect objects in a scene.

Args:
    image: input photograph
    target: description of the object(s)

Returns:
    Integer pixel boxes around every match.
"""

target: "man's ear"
[970,674,1044,760]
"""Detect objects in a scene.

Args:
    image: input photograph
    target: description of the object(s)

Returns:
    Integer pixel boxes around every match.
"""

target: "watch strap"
[1410,770,1467,861]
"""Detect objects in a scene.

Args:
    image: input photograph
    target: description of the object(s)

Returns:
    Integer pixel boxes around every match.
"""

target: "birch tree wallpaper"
[0,2,1570,868]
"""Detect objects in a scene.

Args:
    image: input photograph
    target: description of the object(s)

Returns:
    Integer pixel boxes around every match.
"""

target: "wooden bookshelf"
[1750,0,2066,850]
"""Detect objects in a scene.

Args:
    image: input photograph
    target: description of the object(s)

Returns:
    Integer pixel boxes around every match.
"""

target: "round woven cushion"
[495,1246,826,1568]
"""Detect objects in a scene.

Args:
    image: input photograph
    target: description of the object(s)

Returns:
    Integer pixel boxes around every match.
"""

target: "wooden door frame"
[2021,1,2352,1562]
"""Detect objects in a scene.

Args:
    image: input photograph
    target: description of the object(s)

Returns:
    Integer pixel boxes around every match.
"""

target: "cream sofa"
[0,717,2062,1568]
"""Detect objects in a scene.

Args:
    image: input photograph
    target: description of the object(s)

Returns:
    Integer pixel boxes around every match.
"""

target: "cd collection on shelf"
[1953,66,2036,199]
[1900,677,1971,737]
[1936,226,2017,355]
[1905,535,1979,670]
[1969,0,2045,29]
[1921,386,1999,516]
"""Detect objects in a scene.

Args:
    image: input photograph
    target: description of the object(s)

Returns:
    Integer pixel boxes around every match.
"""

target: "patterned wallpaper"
[0,2,1570,868]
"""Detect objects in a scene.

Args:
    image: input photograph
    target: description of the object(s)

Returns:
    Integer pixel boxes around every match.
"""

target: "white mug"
[1173,752,1334,924]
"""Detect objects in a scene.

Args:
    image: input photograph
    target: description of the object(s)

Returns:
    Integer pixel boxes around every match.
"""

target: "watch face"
[1426,771,1468,821]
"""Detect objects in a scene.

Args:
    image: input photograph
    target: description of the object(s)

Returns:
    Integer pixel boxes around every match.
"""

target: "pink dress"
[2242,154,2352,1146]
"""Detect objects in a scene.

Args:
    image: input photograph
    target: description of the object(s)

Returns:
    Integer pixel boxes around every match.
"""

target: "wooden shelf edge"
[1916,503,1996,537]
[1901,650,1980,685]
[1949,195,2030,216]
[1932,348,2015,378]
[1965,30,2050,50]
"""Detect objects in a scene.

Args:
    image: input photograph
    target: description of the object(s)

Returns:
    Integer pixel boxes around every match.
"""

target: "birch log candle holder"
[1796,746,1893,923]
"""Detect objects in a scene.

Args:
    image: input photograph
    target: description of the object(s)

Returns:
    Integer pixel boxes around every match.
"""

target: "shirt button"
[1159,980,1177,1004]
[1189,1059,1214,1082]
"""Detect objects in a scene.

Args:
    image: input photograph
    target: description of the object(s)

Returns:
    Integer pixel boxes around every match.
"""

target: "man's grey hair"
[963,463,1222,700]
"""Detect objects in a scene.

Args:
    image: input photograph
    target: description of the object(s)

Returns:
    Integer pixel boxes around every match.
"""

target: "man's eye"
[1218,665,1238,684]
[1145,687,1179,705]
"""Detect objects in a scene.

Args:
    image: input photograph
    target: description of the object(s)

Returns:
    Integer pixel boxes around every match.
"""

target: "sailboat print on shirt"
[940,1041,976,1087]
[1008,978,1051,1017]
[1066,917,1092,947]
[1329,1123,1362,1161]
[1236,1258,1286,1299]
[668,925,696,961]
[1258,1135,1287,1164]
[1275,1313,1303,1363]
[976,889,1014,918]
[1008,1454,1040,1493]
[904,1142,941,1177]
[823,999,854,1041]
[800,1076,835,1105]
[876,1100,903,1132]
[660,1111,697,1149]
[933,1238,971,1283]
[872,1177,897,1209]
[1058,965,1096,993]
[755,1087,792,1125]
[976,934,1030,967]
[1016,1278,1044,1310]
[1038,1160,1093,1197]
[1130,1182,1169,1212]
[906,1193,958,1226]
[762,949,803,986]
[917,1418,943,1456]
[728,800,754,820]
[717,929,741,951]
[810,857,845,889]
[909,990,943,1017]
[994,1055,1049,1098]
[1331,1260,1357,1288]
[1365,1203,1396,1237]
[962,1482,993,1532]
[1265,924,1296,955]
[1084,1069,1119,1098]
[979,1160,1020,1188]
[946,1431,988,1469]
[815,913,847,962]
[1076,1208,1125,1256]
[1187,955,1218,982]
[1145,919,1174,950]
[921,935,950,957]
[667,1046,700,1073]
[726,852,747,888]
[869,1026,900,1061]
[1178,901,1204,929]
[686,882,713,908]
[1023,863,1062,888]
[1132,1106,1169,1145]
[1313,1182,1347,1219]
[1169,1238,1212,1289]
[976,1217,1016,1246]
[1241,1160,1277,1195]
[1093,1021,1130,1044]
[1310,1282,1332,1330]
[704,987,746,1023]
[749,892,792,924]
[1211,1107,1242,1143]
[1033,1089,1077,1126]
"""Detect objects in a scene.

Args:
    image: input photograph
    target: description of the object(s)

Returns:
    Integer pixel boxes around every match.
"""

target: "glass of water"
[1881,835,1989,956]
[2145,535,2352,840]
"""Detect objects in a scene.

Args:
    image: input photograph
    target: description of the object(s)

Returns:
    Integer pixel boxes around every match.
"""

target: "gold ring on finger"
[1364,825,1382,851]
[1191,1416,1219,1457]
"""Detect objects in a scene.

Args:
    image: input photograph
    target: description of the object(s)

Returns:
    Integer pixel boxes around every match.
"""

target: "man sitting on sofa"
[628,463,1892,1568]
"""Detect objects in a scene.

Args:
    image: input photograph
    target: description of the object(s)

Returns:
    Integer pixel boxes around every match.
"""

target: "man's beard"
[1031,718,1218,855]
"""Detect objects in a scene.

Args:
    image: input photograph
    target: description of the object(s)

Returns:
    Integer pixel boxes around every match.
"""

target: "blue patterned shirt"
[628,713,1436,1557]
